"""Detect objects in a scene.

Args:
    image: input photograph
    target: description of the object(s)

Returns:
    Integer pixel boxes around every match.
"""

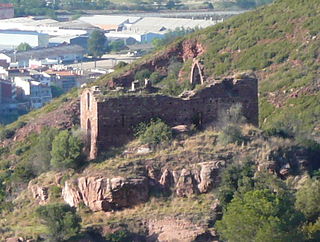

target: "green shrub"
[114,61,128,70]
[50,130,84,170]
[218,103,246,128]
[295,178,320,222]
[161,78,185,96]
[104,230,131,242]
[11,162,35,183]
[134,69,151,82]
[0,128,15,141]
[216,189,304,242]
[218,124,244,145]
[49,185,62,200]
[135,119,172,147]
[36,203,81,241]
[218,161,255,207]
[149,71,162,84]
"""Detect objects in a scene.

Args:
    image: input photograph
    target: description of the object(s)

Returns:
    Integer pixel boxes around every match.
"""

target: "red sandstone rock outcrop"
[61,160,224,212]
[159,161,225,197]
[176,168,199,197]
[28,183,49,205]
[147,217,214,242]
[62,176,149,212]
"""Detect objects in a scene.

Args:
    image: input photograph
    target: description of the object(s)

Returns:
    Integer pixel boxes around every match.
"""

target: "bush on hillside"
[50,130,84,170]
[135,119,172,147]
[0,128,15,141]
[36,203,81,241]
[114,61,128,70]
[217,104,247,145]
[134,69,151,82]
[216,189,304,242]
[218,161,255,207]
[149,71,163,85]
[218,124,244,145]
[295,178,320,221]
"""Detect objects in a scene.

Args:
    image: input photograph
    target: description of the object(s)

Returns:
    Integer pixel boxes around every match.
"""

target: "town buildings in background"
[0,10,232,124]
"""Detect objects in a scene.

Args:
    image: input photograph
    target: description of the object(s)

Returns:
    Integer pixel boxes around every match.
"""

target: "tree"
[109,40,126,52]
[296,178,320,221]
[50,130,83,170]
[216,189,303,242]
[134,69,151,82]
[88,30,107,58]
[218,161,255,207]
[114,61,128,70]
[17,42,32,52]
[36,203,81,241]
[149,71,162,84]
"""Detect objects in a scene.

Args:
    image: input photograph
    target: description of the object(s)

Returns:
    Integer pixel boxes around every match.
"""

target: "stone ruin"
[81,62,258,159]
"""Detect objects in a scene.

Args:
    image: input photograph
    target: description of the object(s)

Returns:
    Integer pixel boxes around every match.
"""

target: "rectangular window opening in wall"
[87,92,90,110]
[121,114,125,127]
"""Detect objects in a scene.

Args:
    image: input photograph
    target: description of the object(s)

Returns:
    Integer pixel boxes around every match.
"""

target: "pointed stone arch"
[190,60,204,86]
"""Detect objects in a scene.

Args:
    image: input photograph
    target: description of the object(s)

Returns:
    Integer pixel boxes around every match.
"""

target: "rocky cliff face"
[62,176,149,212]
[62,160,224,212]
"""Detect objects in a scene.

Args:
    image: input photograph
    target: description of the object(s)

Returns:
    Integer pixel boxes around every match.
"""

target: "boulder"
[63,176,149,212]
[176,169,199,197]
[159,168,174,189]
[28,183,48,205]
[197,162,220,193]
[62,181,83,207]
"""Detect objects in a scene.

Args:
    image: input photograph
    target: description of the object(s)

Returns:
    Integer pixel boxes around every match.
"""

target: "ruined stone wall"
[80,87,100,159]
[81,77,258,159]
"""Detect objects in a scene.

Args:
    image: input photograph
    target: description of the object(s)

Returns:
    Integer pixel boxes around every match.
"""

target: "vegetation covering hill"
[0,0,320,240]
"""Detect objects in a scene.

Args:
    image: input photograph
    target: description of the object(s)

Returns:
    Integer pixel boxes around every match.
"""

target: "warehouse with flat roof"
[0,30,49,50]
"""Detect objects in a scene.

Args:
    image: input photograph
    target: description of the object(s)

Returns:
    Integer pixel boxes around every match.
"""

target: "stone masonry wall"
[81,77,258,159]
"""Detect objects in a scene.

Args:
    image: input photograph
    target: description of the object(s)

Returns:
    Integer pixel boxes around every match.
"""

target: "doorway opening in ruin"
[87,119,91,153]
[190,62,203,88]
[192,112,203,129]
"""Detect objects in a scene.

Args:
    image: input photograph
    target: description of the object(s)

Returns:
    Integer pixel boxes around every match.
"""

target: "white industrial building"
[0,17,90,37]
[104,16,220,43]
[0,45,85,67]
[0,30,49,50]
[79,15,141,31]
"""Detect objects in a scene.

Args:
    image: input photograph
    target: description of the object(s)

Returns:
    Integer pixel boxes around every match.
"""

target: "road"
[66,54,140,71]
